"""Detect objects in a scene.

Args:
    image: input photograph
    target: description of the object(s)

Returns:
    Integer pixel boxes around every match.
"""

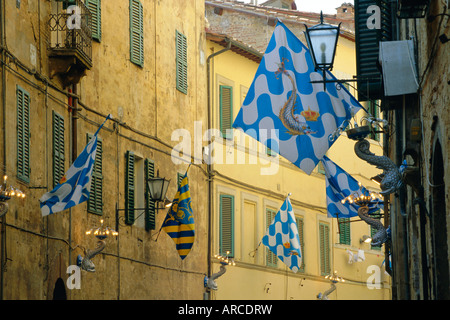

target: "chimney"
[336,3,354,19]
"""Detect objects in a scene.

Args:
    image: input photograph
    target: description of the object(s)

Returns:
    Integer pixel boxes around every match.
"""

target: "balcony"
[47,0,92,87]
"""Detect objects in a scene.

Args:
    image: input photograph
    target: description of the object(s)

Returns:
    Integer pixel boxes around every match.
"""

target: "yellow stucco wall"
[207,33,391,300]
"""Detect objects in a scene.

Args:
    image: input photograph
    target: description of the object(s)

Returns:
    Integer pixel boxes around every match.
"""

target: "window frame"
[219,194,235,257]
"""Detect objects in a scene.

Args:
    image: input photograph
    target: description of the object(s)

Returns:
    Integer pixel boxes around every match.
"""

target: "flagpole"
[185,163,192,175]
[249,241,262,258]
[94,114,112,135]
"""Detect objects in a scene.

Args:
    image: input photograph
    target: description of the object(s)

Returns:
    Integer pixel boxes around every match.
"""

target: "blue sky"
[241,0,354,14]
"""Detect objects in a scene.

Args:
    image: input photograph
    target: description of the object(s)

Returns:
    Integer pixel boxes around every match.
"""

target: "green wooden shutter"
[296,217,305,272]
[61,0,77,10]
[368,100,380,141]
[319,222,331,275]
[86,0,101,41]
[317,161,325,174]
[125,151,135,225]
[130,0,143,66]
[145,158,156,231]
[219,85,233,139]
[266,208,277,267]
[87,134,103,215]
[370,210,382,250]
[176,30,188,94]
[220,194,234,257]
[16,85,30,183]
[354,0,393,101]
[338,218,351,245]
[177,172,184,188]
[52,112,65,188]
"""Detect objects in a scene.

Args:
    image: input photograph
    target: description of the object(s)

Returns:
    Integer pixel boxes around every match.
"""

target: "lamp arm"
[0,202,8,218]
[317,282,336,300]
[77,239,106,272]
[204,264,227,291]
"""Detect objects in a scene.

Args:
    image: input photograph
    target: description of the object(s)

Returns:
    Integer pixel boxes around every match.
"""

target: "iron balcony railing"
[48,0,92,69]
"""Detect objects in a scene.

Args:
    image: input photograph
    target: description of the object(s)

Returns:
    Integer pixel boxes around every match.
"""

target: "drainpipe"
[205,38,231,300]
[71,84,78,161]
[69,84,78,272]
[396,106,410,299]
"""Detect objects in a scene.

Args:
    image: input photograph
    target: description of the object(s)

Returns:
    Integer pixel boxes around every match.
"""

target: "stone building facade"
[0,0,208,299]
[371,0,449,300]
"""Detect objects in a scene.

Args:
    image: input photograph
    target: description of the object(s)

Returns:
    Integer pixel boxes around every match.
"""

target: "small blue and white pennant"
[261,195,302,273]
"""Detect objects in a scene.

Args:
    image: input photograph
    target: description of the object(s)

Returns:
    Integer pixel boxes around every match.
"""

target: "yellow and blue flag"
[161,173,195,260]
[40,115,111,216]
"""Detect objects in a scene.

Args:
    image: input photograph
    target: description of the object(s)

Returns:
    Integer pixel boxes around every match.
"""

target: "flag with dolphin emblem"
[161,172,195,260]
[40,114,112,216]
[262,195,302,273]
[232,20,363,175]
[321,155,383,218]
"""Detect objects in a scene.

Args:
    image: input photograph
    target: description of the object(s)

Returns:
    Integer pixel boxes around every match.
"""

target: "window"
[242,201,257,264]
[220,194,234,257]
[266,208,277,267]
[87,134,103,215]
[219,85,233,139]
[129,0,143,66]
[176,30,188,94]
[52,112,65,188]
[296,216,305,272]
[125,151,155,230]
[319,222,331,275]
[85,0,101,41]
[17,85,30,183]
[338,218,351,245]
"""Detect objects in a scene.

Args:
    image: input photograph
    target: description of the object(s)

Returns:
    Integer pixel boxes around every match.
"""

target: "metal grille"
[47,0,92,68]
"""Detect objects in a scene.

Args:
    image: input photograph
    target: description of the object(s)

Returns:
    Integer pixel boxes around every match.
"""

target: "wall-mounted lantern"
[304,11,341,90]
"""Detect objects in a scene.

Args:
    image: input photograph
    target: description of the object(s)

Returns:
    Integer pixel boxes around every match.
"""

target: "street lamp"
[77,219,118,272]
[147,170,171,204]
[304,11,341,90]
[0,175,26,218]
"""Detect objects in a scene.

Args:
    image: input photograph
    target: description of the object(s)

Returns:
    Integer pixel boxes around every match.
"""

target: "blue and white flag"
[40,114,112,216]
[322,155,383,218]
[262,195,302,273]
[232,21,363,175]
